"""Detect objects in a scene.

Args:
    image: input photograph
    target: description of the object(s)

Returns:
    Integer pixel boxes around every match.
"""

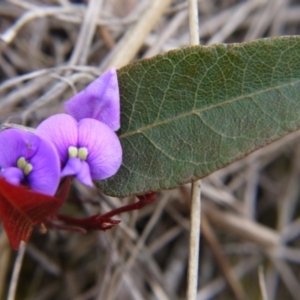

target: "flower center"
[68,146,88,161]
[17,156,33,175]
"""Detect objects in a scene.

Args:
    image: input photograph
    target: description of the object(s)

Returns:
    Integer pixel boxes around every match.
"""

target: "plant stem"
[188,0,200,45]
[258,266,269,300]
[187,180,201,299]
[55,193,156,231]
[187,0,201,299]
[7,241,26,300]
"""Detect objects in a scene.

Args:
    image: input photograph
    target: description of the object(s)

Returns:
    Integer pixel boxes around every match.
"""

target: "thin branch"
[100,0,171,70]
[187,181,201,300]
[258,266,269,300]
[187,0,200,299]
[7,241,26,300]
[188,0,199,45]
[202,215,247,300]
[0,6,73,44]
[68,0,103,66]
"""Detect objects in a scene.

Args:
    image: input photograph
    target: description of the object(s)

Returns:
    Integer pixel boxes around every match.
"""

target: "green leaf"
[96,36,300,197]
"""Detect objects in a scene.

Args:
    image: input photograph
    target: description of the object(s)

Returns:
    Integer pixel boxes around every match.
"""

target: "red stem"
[55,192,156,231]
[100,192,156,219]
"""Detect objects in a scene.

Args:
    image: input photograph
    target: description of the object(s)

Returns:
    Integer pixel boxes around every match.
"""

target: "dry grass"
[1,0,300,299]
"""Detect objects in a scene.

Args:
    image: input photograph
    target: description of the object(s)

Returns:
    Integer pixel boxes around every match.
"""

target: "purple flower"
[0,129,60,195]
[64,68,120,131]
[35,114,122,187]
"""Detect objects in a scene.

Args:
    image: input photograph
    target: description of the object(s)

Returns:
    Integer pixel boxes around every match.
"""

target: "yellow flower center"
[68,146,88,161]
[78,147,88,160]
[17,157,33,175]
[68,146,78,158]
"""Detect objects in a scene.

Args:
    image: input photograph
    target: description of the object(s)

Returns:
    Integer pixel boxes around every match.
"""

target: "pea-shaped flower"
[0,129,60,195]
[35,114,122,187]
[65,67,120,131]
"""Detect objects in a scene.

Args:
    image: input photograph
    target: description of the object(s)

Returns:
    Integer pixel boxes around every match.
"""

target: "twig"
[187,180,201,300]
[99,26,115,50]
[0,6,73,44]
[100,0,171,70]
[202,215,247,300]
[258,266,269,300]
[204,203,279,249]
[68,0,103,66]
[244,161,260,219]
[26,244,61,276]
[7,241,26,300]
[21,72,95,122]
[198,256,262,300]
[188,0,199,45]
[0,65,101,94]
[207,0,261,44]
[271,258,300,300]
[0,233,11,300]
[143,8,188,58]
[269,143,300,299]
[187,0,200,299]
[106,196,169,300]
[244,0,284,41]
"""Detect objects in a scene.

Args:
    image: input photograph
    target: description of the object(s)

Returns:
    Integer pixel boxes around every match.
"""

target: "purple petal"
[65,68,120,131]
[36,114,78,165]
[77,161,93,187]
[61,157,81,177]
[0,129,39,168]
[78,119,122,180]
[61,158,93,187]
[1,167,24,186]
[27,136,61,195]
[0,129,60,195]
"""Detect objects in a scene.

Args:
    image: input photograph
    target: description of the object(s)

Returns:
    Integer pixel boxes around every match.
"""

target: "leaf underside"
[96,36,300,197]
[0,179,63,250]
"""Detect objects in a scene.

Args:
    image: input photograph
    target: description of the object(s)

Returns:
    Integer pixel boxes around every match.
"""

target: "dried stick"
[201,216,247,300]
[188,0,199,45]
[198,257,261,299]
[100,0,171,70]
[207,0,261,44]
[0,6,73,44]
[0,65,101,95]
[0,233,11,299]
[22,72,95,122]
[68,0,103,66]
[187,181,201,300]
[187,0,200,299]
[258,266,269,300]
[106,196,169,300]
[7,241,26,300]
[143,8,188,58]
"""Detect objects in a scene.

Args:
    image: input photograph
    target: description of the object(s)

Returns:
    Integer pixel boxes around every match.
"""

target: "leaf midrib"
[120,79,298,139]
